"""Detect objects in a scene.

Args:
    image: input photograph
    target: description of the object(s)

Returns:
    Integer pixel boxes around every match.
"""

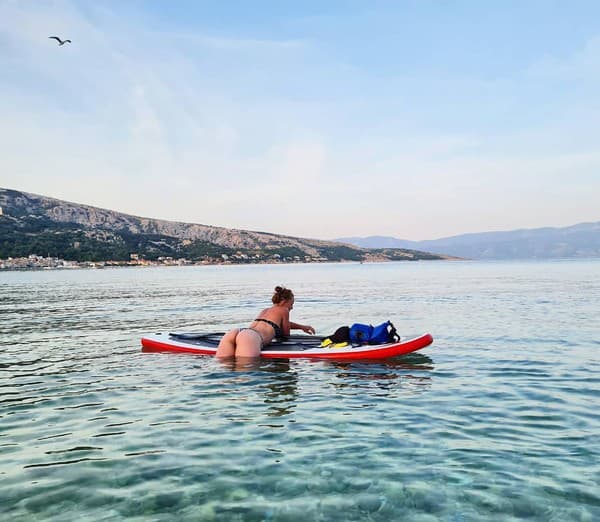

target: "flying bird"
[48,36,71,46]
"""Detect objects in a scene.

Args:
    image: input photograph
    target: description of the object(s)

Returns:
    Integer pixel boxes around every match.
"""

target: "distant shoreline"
[0,255,454,272]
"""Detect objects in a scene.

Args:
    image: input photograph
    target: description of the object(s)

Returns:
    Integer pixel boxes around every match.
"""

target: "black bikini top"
[254,318,283,338]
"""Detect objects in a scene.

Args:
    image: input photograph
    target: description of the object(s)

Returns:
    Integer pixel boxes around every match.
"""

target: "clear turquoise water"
[1,260,599,521]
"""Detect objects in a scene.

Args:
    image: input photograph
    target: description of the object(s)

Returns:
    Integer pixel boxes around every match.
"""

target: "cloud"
[164,31,308,51]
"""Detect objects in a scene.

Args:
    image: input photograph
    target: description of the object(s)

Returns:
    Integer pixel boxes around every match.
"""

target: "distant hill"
[0,188,446,263]
[337,222,600,259]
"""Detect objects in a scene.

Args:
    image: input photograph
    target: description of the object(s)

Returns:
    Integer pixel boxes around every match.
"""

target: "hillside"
[0,188,445,263]
[337,222,600,259]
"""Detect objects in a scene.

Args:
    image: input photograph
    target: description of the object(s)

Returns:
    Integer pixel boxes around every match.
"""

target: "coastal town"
[0,252,335,271]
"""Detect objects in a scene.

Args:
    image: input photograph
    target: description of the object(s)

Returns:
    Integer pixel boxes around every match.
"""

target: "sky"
[1,0,600,240]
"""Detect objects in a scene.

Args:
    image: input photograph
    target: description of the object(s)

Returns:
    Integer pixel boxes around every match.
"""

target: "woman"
[216,286,315,358]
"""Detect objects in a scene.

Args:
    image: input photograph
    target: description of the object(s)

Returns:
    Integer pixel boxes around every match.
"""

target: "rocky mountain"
[337,221,600,259]
[0,188,446,263]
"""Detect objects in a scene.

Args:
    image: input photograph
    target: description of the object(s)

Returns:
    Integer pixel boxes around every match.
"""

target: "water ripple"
[1,262,600,520]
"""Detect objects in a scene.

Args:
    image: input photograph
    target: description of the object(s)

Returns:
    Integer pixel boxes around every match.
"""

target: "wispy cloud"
[161,31,309,51]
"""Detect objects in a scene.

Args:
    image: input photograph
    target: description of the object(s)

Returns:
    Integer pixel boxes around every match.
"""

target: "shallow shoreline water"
[2,260,599,520]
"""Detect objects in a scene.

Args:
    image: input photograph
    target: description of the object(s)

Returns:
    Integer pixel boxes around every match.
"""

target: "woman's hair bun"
[272,286,293,304]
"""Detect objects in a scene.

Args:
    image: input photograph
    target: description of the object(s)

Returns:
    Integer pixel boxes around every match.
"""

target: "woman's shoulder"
[256,305,275,317]
[257,305,286,319]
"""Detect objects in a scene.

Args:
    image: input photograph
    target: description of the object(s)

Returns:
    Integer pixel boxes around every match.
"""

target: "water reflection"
[326,354,435,393]
[261,360,298,417]
[216,352,435,421]
[215,357,264,372]
[216,358,299,417]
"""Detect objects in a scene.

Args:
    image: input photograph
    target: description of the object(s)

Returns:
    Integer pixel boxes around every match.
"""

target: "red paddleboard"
[141,332,433,360]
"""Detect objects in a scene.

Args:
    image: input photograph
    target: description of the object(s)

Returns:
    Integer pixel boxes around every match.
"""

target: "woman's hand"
[290,321,316,335]
[301,325,316,335]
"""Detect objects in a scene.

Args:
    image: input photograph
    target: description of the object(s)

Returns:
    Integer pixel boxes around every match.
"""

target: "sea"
[1,260,599,521]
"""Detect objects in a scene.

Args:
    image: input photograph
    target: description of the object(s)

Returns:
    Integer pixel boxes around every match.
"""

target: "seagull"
[48,36,71,46]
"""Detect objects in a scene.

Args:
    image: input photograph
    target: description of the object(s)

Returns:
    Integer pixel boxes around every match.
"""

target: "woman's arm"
[290,321,315,335]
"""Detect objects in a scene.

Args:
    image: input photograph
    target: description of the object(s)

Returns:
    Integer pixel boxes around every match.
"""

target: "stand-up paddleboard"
[141,332,433,360]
